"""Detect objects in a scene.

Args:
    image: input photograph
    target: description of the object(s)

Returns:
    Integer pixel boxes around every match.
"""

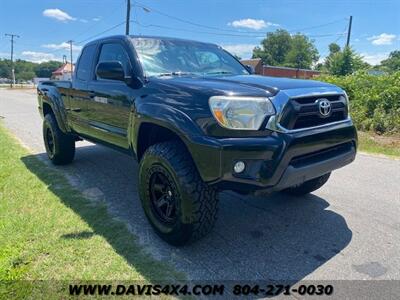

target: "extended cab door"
[86,41,135,149]
[66,43,97,136]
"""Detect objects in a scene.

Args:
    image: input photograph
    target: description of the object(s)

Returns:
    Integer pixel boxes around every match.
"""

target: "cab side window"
[97,43,131,80]
[76,44,96,81]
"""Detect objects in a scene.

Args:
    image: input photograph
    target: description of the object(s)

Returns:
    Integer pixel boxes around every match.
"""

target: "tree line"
[0,59,63,81]
[251,29,400,75]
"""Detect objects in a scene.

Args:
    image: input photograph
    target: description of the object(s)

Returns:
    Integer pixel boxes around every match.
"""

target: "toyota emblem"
[317,99,332,117]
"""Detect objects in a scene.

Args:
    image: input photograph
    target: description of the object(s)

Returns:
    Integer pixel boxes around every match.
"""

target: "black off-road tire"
[43,113,75,165]
[138,141,218,246]
[283,173,331,196]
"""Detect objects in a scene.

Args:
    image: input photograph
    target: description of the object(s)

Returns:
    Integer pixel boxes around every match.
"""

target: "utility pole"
[67,40,73,74]
[346,16,353,47]
[126,0,131,35]
[5,33,20,88]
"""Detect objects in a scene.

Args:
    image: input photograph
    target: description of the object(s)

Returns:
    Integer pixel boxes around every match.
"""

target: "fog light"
[233,161,245,173]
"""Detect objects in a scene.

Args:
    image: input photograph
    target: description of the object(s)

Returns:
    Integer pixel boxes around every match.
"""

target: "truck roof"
[85,35,218,47]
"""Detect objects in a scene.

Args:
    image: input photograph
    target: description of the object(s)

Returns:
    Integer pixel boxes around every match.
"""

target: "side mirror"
[96,61,126,81]
[244,64,255,74]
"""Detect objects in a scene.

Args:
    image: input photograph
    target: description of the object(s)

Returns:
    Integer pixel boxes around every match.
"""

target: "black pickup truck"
[37,35,357,245]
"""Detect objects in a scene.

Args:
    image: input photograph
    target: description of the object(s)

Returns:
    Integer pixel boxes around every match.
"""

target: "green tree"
[353,54,371,71]
[284,34,319,69]
[380,50,400,72]
[0,59,12,78]
[34,61,63,78]
[252,29,319,69]
[252,29,292,65]
[328,43,341,54]
[0,59,63,80]
[14,59,36,78]
[16,71,36,81]
[323,43,341,72]
[326,46,369,75]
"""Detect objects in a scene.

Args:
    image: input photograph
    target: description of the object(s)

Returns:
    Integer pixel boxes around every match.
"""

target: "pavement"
[1,89,399,286]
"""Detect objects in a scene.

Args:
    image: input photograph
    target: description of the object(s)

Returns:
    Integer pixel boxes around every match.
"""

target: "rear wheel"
[283,173,331,196]
[43,114,75,165]
[138,141,218,246]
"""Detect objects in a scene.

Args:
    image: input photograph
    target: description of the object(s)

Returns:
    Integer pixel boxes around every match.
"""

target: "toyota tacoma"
[37,35,357,245]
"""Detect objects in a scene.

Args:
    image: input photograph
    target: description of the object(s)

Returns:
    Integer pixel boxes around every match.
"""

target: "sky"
[0,0,399,65]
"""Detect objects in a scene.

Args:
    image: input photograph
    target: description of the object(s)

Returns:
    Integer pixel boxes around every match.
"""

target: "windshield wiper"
[157,71,195,77]
[205,71,234,75]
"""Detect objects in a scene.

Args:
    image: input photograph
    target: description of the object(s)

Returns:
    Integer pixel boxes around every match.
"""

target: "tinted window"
[97,43,131,76]
[76,44,96,81]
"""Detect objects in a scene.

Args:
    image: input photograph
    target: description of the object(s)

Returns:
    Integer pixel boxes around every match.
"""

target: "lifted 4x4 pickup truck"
[37,35,357,245]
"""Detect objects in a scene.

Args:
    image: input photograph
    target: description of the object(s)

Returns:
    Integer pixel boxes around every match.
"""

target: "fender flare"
[41,89,70,133]
[130,102,203,151]
[130,102,222,182]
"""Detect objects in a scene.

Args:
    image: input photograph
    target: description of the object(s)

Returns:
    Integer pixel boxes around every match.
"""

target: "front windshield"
[131,38,249,77]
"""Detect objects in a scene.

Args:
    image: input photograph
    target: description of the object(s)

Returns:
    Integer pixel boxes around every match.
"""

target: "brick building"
[241,59,321,79]
[240,58,263,74]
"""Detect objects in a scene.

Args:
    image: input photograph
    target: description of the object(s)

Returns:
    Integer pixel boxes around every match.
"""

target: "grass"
[358,131,400,158]
[0,125,183,297]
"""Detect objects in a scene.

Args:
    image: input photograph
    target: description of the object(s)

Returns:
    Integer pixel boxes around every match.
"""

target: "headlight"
[209,96,275,130]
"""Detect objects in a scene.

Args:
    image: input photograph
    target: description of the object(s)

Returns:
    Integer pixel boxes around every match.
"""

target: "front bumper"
[187,120,357,193]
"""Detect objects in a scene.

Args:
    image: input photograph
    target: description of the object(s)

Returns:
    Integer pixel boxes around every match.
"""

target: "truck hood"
[150,74,336,97]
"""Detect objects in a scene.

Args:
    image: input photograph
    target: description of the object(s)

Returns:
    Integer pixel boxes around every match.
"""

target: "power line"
[73,3,125,40]
[1,1,348,63]
[287,18,347,33]
[319,22,348,61]
[133,1,346,35]
[131,20,346,39]
[76,21,126,44]
[1,20,126,61]
[10,2,126,61]
[9,18,345,62]
[133,1,247,34]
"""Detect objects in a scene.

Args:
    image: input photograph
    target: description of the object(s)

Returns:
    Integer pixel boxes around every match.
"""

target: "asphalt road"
[1,89,399,286]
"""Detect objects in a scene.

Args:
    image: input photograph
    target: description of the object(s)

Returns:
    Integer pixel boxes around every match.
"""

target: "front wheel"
[138,141,218,246]
[283,173,331,196]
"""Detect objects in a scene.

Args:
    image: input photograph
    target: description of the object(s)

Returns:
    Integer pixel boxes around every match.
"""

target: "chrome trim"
[266,87,351,133]
[266,116,352,133]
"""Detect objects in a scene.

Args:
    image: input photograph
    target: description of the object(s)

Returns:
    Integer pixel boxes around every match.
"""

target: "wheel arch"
[135,122,188,161]
[130,102,222,183]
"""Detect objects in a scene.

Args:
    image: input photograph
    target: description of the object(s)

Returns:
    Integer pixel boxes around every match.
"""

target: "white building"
[51,63,75,81]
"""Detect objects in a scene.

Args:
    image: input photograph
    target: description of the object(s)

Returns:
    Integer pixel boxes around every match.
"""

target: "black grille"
[293,111,346,129]
[279,94,348,130]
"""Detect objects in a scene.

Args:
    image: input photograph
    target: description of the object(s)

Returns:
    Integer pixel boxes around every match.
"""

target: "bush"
[317,72,400,134]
